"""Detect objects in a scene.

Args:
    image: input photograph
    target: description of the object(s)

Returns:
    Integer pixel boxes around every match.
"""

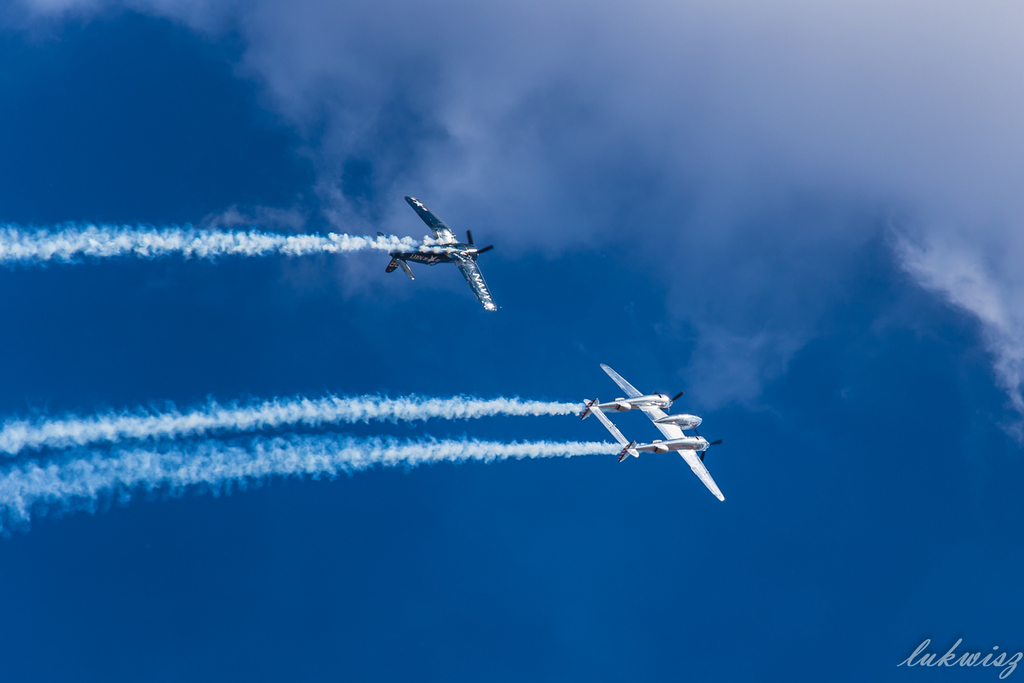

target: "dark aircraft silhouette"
[382,196,497,311]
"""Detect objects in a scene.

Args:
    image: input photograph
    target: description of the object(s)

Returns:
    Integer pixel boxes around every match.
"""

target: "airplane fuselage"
[653,413,702,430]
[581,398,701,430]
[392,242,482,265]
[599,394,673,412]
[641,436,709,454]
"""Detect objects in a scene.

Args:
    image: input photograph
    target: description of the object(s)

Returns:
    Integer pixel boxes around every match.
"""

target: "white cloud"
[14,0,1024,410]
[897,232,1024,425]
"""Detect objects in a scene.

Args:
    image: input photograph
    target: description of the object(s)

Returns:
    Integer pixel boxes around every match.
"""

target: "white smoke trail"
[0,395,583,456]
[0,435,617,532]
[0,224,443,264]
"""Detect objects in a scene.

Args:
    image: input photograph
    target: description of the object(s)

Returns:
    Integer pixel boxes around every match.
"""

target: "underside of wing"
[678,450,726,501]
[405,196,457,244]
[599,364,642,398]
[451,252,497,312]
[640,407,684,440]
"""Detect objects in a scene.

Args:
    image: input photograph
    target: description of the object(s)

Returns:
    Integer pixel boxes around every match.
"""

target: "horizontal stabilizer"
[589,403,631,448]
[386,257,415,279]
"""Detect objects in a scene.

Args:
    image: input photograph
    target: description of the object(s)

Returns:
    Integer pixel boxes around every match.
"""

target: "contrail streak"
[0,224,440,264]
[0,395,583,455]
[0,435,617,532]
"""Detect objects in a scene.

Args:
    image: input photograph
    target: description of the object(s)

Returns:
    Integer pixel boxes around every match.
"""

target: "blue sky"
[2,3,1024,681]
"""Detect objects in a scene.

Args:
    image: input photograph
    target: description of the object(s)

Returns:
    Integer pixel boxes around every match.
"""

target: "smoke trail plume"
[0,224,441,264]
[0,435,617,532]
[0,395,583,456]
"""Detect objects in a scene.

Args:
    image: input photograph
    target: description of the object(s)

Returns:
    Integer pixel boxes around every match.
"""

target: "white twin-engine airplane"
[582,363,725,501]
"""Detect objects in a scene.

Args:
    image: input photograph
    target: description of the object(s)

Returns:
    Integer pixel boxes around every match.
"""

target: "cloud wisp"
[0,394,584,456]
[0,224,433,265]
[0,434,617,532]
[896,234,1024,430]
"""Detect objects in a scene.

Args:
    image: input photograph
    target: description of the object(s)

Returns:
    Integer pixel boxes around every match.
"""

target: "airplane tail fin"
[617,441,639,462]
[386,256,415,280]
[580,399,598,420]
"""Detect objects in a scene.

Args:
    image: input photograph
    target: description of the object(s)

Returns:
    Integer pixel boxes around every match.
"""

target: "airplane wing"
[600,364,683,440]
[677,449,726,501]
[588,404,631,446]
[639,406,683,441]
[625,437,725,500]
[600,364,642,398]
[405,196,457,244]
[451,252,498,312]
[635,404,722,498]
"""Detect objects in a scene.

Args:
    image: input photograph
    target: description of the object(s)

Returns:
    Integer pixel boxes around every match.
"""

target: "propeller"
[467,230,494,255]
[698,438,723,461]
[657,390,684,405]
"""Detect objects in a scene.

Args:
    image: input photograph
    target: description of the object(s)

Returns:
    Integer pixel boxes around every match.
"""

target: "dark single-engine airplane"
[583,363,725,501]
[382,196,497,311]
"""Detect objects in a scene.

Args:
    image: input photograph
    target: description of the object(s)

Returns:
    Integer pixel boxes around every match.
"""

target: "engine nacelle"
[653,413,702,430]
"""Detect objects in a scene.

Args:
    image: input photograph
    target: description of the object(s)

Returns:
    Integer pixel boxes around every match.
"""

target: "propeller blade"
[693,428,701,438]
[466,230,474,245]
[700,439,722,462]
[475,245,494,254]
[670,391,685,402]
